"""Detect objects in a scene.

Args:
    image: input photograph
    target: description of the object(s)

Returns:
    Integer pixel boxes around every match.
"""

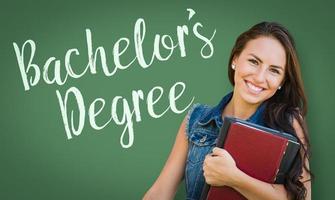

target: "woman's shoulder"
[281,107,308,146]
[187,103,212,118]
[286,107,304,126]
[185,103,213,137]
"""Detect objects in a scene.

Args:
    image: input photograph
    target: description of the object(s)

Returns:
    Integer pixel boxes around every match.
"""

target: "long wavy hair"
[227,22,312,200]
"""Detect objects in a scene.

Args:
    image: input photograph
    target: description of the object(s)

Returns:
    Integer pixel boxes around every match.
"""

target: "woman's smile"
[244,80,264,95]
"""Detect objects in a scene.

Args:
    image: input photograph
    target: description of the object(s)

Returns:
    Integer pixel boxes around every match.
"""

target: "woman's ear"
[279,80,285,89]
[231,56,239,70]
[232,55,239,66]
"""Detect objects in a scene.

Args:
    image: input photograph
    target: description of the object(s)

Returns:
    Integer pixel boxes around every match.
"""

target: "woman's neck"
[222,92,260,120]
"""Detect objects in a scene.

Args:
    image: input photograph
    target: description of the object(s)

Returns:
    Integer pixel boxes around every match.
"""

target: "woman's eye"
[270,68,280,74]
[248,59,258,65]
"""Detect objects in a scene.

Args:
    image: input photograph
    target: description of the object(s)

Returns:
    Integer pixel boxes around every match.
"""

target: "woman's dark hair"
[228,22,312,199]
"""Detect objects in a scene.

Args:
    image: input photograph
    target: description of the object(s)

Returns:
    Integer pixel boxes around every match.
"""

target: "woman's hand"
[202,147,240,187]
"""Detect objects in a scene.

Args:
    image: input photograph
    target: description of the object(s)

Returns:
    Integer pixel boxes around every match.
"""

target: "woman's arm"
[142,116,189,200]
[292,117,312,200]
[203,118,311,200]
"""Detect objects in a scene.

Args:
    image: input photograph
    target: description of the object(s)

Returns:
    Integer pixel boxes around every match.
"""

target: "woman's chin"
[240,93,264,105]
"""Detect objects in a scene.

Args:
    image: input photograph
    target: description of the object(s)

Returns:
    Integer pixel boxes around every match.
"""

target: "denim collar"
[198,91,267,128]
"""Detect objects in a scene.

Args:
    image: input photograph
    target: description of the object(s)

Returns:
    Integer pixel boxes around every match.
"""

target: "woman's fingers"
[212,147,227,156]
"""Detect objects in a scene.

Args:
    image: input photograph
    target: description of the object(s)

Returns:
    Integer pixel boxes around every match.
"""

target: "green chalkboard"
[1,0,334,199]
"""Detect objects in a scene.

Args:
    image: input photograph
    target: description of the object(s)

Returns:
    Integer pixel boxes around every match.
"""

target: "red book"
[200,117,300,200]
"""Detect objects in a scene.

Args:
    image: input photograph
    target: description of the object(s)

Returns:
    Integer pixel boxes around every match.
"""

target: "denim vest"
[184,92,267,200]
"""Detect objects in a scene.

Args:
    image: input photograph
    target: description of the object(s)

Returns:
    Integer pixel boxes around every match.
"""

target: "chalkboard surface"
[1,0,334,199]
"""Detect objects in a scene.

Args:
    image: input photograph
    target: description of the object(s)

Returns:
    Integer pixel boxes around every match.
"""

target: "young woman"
[143,22,312,200]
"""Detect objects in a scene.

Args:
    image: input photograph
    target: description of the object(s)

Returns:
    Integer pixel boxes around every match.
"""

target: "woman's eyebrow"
[249,53,284,70]
[249,53,263,64]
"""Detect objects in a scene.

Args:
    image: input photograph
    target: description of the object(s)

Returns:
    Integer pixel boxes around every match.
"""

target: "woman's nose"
[254,67,267,83]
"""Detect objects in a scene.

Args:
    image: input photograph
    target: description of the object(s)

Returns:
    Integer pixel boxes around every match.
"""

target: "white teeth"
[246,81,263,92]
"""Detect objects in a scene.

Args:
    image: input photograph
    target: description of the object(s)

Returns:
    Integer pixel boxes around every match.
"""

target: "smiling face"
[232,36,286,106]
